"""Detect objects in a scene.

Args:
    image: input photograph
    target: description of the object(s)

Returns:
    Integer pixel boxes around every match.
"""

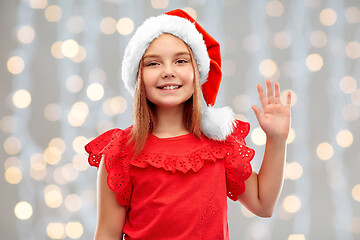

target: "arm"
[95,156,127,240]
[238,79,291,217]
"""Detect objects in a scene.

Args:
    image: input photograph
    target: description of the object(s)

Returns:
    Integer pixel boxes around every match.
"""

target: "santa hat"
[122,9,235,141]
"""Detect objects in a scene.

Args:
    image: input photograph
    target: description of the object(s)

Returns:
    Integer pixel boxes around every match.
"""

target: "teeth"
[161,85,179,90]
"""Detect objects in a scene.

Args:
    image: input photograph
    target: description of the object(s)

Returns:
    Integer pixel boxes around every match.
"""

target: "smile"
[157,85,182,90]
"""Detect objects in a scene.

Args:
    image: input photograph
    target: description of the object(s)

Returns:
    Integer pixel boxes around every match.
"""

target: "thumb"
[251,105,263,123]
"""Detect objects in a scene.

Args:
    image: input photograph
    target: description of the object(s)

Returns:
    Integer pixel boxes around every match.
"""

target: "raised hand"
[251,79,291,141]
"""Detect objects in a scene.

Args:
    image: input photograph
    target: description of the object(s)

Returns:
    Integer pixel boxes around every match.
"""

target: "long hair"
[129,43,202,155]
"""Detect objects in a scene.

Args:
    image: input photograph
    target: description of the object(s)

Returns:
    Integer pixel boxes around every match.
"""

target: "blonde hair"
[129,43,202,155]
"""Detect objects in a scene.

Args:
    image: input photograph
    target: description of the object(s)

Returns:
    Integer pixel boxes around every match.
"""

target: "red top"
[85,120,254,240]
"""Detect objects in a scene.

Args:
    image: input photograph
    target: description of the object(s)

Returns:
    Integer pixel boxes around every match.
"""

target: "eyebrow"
[143,51,190,59]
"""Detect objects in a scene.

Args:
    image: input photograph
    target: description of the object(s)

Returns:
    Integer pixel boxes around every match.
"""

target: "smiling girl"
[85,9,291,240]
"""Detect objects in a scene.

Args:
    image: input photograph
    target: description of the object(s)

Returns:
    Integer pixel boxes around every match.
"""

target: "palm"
[252,79,291,140]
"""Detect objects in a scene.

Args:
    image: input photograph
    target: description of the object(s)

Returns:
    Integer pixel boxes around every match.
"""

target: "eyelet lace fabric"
[85,120,255,205]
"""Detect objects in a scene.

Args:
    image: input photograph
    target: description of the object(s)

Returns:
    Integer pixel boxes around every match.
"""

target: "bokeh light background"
[1,0,360,239]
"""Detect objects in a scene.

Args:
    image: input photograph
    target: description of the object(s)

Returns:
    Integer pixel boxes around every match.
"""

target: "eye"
[176,59,188,64]
[146,62,158,66]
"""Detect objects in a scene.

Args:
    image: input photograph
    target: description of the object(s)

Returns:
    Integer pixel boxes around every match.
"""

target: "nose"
[161,64,176,79]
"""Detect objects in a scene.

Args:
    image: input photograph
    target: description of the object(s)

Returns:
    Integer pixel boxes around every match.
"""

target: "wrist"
[266,135,287,145]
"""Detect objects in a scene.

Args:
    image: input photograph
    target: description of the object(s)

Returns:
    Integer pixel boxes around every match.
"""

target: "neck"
[152,104,189,138]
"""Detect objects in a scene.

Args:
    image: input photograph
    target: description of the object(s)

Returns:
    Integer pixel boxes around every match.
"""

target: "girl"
[85,9,291,240]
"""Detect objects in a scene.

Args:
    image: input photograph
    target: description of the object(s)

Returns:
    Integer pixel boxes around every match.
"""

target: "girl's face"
[141,33,195,109]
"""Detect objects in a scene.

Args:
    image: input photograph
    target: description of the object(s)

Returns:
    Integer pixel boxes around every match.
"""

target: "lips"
[157,84,182,90]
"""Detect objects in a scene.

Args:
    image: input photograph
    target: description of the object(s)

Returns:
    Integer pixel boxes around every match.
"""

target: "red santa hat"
[122,9,235,140]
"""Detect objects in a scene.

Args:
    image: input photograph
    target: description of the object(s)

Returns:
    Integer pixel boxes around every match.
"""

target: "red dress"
[85,120,254,240]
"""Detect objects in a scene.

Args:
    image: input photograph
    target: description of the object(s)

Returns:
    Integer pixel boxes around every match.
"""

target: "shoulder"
[85,126,133,167]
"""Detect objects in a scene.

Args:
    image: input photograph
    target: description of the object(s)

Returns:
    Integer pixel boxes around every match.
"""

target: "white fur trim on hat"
[201,106,236,141]
[121,14,210,96]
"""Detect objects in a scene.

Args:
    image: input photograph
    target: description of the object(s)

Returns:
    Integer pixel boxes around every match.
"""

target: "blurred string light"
[151,0,169,9]
[7,56,25,74]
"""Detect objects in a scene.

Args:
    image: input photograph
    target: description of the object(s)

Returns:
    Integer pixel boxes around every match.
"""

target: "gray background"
[0,0,359,239]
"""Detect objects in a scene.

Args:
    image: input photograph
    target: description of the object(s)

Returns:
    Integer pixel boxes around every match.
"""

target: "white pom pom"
[201,106,236,141]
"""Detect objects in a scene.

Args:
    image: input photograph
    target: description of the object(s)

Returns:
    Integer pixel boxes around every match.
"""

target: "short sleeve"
[85,129,132,206]
[225,120,255,201]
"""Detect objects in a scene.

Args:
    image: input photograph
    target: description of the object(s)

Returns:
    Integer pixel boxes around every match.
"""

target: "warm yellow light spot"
[340,76,357,94]
[68,102,89,127]
[44,185,63,208]
[103,96,128,116]
[49,138,66,154]
[282,195,301,213]
[345,7,360,24]
[222,59,236,77]
[30,0,48,9]
[13,89,31,109]
[53,167,67,185]
[151,0,169,9]
[259,59,278,77]
[61,39,79,58]
[66,75,83,93]
[352,184,360,202]
[30,153,46,171]
[350,217,360,234]
[0,115,16,133]
[30,166,47,180]
[100,17,117,35]
[62,164,78,182]
[87,83,104,101]
[285,162,303,180]
[45,5,62,22]
[47,222,66,239]
[316,142,334,161]
[351,89,360,106]
[319,8,337,26]
[241,205,255,218]
[73,154,88,171]
[233,95,250,113]
[71,45,86,63]
[273,32,291,49]
[65,194,82,212]
[306,53,323,72]
[44,103,61,122]
[72,136,88,154]
[286,128,295,144]
[288,234,306,240]
[4,136,21,155]
[117,18,134,35]
[14,201,33,220]
[251,127,266,146]
[342,104,359,122]
[5,166,22,184]
[266,0,284,17]
[67,16,85,34]
[280,90,297,107]
[336,130,353,148]
[44,147,62,165]
[345,41,360,59]
[310,30,327,48]
[4,156,21,169]
[65,222,83,239]
[17,25,35,44]
[51,41,64,59]
[182,7,197,20]
[7,56,25,74]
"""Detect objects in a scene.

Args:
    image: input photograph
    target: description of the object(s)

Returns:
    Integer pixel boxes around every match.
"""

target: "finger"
[257,83,267,110]
[285,91,292,110]
[251,105,263,122]
[274,81,280,104]
[266,79,274,104]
